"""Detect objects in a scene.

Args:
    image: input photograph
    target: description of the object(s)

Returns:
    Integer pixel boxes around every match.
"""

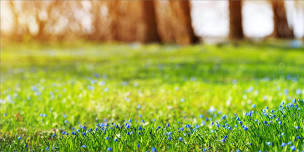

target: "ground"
[0,41,304,151]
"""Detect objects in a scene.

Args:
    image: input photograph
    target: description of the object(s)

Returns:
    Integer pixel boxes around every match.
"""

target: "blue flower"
[52,133,56,138]
[105,136,109,140]
[236,150,240,152]
[221,115,227,120]
[82,132,86,136]
[168,132,172,136]
[295,126,300,129]
[179,137,183,141]
[114,138,118,142]
[81,145,86,148]
[152,147,157,152]
[290,146,296,151]
[107,147,112,151]
[281,143,286,147]
[221,138,226,143]
[72,131,76,135]
[180,127,184,131]
[168,136,171,140]
[252,104,256,108]
[266,142,271,146]
[243,126,248,131]
[18,136,21,140]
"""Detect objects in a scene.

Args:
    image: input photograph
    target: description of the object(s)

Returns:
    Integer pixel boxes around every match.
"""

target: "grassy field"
[0,42,304,151]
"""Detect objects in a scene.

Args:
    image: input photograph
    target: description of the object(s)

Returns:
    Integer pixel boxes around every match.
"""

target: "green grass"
[0,42,304,151]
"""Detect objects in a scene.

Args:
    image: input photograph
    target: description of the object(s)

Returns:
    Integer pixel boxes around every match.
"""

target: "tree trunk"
[154,0,198,45]
[113,0,159,43]
[229,0,244,39]
[271,0,294,39]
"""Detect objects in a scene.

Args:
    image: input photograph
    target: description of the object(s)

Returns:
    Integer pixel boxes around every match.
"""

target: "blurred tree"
[271,0,294,39]
[154,0,198,45]
[8,0,26,41]
[89,0,118,41]
[114,0,159,43]
[229,0,244,39]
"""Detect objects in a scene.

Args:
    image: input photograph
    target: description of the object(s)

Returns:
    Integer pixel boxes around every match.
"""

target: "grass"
[0,41,304,151]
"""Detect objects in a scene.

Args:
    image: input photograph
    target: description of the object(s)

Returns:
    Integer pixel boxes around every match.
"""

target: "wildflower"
[295,136,300,141]
[243,126,248,131]
[252,104,256,108]
[72,131,76,135]
[263,121,267,125]
[221,115,227,120]
[107,147,112,151]
[152,147,157,152]
[266,142,271,146]
[18,136,21,140]
[168,136,171,140]
[81,145,86,148]
[281,143,287,147]
[290,146,296,151]
[221,138,226,143]
[180,127,184,131]
[105,136,109,140]
[114,138,118,142]
[295,126,300,129]
[168,132,172,136]
[236,150,241,152]
[179,137,183,141]
[82,132,86,136]
[52,133,56,138]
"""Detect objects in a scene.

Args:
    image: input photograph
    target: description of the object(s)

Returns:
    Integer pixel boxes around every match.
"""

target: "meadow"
[0,42,304,151]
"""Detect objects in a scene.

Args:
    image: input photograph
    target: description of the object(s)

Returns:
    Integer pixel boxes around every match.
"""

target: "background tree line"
[3,0,302,45]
